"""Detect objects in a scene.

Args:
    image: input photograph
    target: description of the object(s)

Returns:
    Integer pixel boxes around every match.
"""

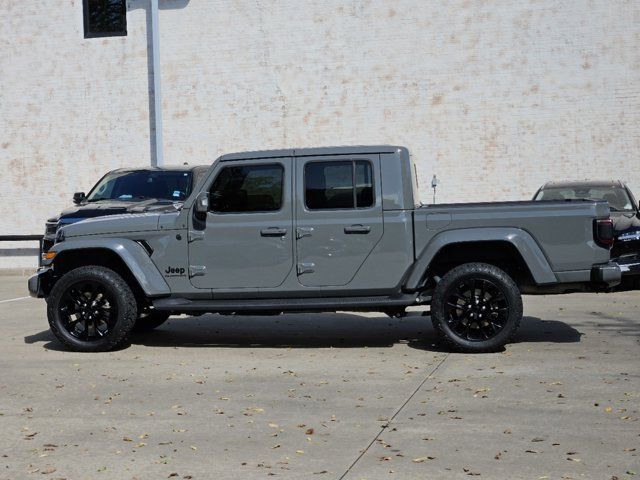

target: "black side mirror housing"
[73,192,86,204]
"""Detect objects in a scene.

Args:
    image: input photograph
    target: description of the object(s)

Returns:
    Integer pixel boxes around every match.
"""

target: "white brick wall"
[1,0,639,267]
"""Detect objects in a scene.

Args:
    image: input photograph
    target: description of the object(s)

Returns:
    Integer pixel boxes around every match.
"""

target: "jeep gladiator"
[29,146,621,352]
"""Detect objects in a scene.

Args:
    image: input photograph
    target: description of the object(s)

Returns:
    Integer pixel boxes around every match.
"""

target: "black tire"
[133,310,170,332]
[431,263,522,353]
[47,266,137,352]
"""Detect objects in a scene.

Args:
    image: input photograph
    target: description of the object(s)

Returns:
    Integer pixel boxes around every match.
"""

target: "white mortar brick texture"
[1,0,639,244]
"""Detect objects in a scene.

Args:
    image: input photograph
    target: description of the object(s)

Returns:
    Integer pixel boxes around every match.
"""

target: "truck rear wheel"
[46,266,137,352]
[430,262,522,353]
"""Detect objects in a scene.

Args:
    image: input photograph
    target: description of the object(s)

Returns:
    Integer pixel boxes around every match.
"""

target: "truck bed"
[413,199,611,273]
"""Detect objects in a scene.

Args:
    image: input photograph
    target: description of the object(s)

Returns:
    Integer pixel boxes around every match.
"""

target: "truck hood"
[60,212,163,238]
[48,199,181,225]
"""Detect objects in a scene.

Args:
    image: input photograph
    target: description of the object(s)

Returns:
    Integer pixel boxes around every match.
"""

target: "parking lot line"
[0,296,30,304]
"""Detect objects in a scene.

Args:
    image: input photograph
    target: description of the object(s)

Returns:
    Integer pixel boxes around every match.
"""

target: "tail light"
[594,218,614,248]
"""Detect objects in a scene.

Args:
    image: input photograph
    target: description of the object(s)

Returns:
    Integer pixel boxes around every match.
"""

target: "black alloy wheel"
[431,263,522,352]
[443,277,509,342]
[47,266,137,352]
[58,280,118,340]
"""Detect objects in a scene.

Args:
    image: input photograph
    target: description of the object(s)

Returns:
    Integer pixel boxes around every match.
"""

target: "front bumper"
[590,262,622,287]
[28,267,52,298]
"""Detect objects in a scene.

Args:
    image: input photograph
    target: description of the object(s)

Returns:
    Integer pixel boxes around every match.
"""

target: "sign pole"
[150,0,164,166]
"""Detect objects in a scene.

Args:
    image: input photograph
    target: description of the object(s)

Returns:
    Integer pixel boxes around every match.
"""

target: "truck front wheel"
[430,263,522,353]
[46,266,137,352]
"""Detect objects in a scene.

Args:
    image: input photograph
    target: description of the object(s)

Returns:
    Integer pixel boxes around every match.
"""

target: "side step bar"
[152,294,417,313]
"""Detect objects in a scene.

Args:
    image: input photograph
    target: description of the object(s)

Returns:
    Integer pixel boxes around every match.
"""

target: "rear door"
[188,158,294,289]
[294,155,383,287]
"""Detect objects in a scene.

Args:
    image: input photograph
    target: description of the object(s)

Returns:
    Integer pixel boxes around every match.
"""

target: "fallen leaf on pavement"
[412,456,435,463]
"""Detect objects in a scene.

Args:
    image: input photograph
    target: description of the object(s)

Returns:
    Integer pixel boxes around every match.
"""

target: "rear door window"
[304,160,373,210]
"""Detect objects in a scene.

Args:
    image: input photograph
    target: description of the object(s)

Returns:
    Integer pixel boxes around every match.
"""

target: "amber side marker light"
[42,251,57,261]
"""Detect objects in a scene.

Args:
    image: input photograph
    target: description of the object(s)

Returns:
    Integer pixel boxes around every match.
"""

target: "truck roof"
[110,165,207,173]
[219,145,405,161]
[541,179,626,189]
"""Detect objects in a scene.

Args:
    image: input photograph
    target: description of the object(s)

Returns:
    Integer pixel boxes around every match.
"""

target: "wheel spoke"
[491,293,506,304]
[462,322,472,340]
[451,293,469,305]
[58,279,118,342]
[444,275,510,343]
[90,282,99,301]
[69,289,83,307]
[473,279,481,300]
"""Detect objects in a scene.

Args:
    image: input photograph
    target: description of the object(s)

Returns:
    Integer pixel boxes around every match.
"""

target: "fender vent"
[136,240,154,256]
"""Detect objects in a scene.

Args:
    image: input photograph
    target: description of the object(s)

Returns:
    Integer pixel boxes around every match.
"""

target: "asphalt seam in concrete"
[337,353,450,480]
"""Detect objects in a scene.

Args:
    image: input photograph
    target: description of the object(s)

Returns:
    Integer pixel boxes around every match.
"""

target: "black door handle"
[344,225,371,234]
[260,227,287,237]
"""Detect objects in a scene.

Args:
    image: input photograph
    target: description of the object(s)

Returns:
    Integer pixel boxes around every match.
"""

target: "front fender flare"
[405,227,557,289]
[47,238,171,297]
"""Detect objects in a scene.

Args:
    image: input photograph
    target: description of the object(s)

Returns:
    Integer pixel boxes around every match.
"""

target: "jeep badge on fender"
[165,266,186,276]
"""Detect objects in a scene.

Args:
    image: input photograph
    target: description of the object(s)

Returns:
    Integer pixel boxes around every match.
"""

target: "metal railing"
[0,235,43,242]
[0,235,44,266]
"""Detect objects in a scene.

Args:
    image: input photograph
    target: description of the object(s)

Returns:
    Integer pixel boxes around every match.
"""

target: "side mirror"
[194,192,209,214]
[73,192,86,204]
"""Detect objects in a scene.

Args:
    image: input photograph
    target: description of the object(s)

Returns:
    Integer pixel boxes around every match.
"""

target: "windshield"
[535,186,634,212]
[86,170,193,202]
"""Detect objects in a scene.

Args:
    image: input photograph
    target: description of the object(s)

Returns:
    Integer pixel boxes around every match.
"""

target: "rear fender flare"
[405,227,557,289]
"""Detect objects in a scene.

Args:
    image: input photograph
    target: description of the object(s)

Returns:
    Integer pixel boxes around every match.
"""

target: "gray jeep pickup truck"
[29,146,621,353]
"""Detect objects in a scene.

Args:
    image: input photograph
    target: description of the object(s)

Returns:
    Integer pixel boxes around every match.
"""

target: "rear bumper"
[28,267,52,298]
[590,262,622,287]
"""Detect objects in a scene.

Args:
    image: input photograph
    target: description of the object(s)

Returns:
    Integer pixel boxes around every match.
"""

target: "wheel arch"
[47,239,170,299]
[405,227,557,290]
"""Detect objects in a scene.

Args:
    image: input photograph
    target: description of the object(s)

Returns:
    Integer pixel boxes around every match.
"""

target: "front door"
[295,155,383,287]
[188,158,294,289]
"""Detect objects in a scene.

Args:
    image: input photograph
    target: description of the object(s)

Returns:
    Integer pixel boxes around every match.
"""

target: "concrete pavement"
[0,274,638,479]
